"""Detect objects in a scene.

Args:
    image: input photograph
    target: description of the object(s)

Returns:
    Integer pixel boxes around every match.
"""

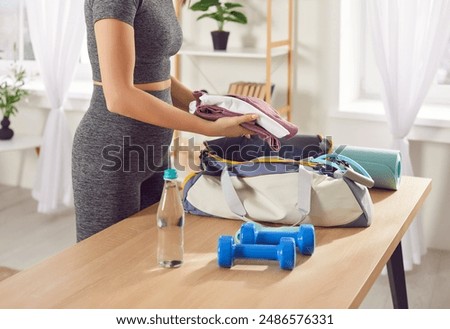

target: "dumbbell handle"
[239,222,315,256]
[218,235,296,270]
[253,230,298,245]
[234,243,280,261]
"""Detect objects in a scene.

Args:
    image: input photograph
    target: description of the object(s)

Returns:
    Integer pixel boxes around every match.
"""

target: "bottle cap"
[163,168,178,180]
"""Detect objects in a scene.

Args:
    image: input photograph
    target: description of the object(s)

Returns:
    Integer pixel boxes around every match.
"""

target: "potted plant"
[189,0,248,51]
[0,63,28,140]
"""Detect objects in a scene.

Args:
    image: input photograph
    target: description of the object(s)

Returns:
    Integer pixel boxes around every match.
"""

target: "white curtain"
[437,40,450,83]
[367,0,450,270]
[26,0,85,213]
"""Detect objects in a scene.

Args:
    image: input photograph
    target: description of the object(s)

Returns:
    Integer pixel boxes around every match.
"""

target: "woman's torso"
[85,0,183,84]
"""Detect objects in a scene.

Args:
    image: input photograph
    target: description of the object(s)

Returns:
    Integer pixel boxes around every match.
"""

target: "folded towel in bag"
[189,91,298,151]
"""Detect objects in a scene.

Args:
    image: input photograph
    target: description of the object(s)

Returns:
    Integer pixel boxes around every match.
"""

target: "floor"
[0,184,76,270]
[0,184,449,309]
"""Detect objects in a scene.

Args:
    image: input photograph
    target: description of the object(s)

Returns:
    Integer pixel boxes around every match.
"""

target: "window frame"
[0,0,92,102]
[337,0,450,131]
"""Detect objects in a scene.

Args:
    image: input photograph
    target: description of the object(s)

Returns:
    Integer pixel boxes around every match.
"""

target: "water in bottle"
[156,168,185,268]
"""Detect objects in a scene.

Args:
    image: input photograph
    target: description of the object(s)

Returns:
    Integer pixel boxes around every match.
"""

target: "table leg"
[386,241,409,309]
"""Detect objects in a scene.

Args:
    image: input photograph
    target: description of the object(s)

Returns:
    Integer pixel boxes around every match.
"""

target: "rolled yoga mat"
[334,145,402,190]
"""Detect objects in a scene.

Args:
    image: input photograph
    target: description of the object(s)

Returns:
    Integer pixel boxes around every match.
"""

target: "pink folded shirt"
[191,90,298,151]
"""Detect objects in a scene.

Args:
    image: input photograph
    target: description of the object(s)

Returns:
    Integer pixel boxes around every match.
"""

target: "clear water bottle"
[156,168,185,268]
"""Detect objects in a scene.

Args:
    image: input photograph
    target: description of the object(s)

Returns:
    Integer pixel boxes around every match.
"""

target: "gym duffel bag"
[182,136,374,227]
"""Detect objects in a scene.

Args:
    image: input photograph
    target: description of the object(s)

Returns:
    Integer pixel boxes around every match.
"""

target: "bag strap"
[311,153,375,188]
[297,166,312,220]
[220,167,312,225]
[220,168,247,218]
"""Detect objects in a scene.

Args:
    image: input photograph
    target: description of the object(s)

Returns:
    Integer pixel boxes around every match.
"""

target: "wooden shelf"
[0,135,42,153]
[178,45,289,59]
[175,0,293,121]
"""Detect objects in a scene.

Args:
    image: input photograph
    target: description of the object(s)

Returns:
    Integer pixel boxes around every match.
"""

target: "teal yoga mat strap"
[310,153,375,188]
[313,153,372,179]
[335,145,402,190]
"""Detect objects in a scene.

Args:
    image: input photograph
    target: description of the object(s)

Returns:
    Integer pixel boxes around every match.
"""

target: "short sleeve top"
[85,0,183,83]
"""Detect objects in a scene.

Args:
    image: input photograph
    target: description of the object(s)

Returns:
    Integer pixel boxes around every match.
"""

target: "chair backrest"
[227,81,274,101]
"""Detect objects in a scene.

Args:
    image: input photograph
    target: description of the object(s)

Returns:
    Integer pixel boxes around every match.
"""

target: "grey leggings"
[72,87,173,242]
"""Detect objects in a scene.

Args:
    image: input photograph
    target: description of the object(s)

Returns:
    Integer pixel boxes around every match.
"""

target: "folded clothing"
[189,91,298,150]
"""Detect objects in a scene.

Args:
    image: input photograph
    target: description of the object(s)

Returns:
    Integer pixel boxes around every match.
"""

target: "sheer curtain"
[26,0,85,213]
[437,41,450,84]
[367,0,450,270]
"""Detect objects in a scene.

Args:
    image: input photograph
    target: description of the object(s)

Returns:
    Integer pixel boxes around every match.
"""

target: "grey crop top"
[85,0,183,83]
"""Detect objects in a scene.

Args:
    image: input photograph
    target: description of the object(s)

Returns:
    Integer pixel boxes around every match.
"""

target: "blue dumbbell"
[239,222,315,255]
[217,235,296,270]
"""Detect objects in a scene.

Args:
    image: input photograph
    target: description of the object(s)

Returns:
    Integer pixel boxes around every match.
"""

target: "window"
[0,0,34,60]
[360,5,450,104]
[339,0,450,117]
[0,0,91,91]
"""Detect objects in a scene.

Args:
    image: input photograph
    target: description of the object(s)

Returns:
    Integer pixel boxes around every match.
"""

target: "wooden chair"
[227,81,274,100]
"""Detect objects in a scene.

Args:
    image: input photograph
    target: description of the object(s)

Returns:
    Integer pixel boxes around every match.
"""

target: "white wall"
[0,0,449,250]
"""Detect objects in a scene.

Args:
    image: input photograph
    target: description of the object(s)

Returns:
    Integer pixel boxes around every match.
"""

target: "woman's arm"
[95,19,255,137]
[170,76,195,112]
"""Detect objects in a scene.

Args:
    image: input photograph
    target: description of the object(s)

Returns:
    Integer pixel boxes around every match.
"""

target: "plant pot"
[0,116,14,140]
[211,31,230,51]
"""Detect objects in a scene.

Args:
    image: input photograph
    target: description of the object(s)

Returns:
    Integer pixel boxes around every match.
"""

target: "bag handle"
[220,168,247,218]
[220,167,312,225]
[297,166,312,220]
[311,153,375,188]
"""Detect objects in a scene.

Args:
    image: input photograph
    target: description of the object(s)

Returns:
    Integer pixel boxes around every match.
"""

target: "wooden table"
[0,176,431,309]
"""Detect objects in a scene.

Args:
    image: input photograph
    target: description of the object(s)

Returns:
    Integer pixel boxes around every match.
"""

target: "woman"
[73,0,256,241]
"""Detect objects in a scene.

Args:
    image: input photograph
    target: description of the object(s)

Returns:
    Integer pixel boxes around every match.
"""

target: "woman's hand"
[205,114,258,137]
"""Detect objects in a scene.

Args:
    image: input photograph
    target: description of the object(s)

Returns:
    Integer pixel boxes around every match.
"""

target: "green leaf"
[224,3,243,9]
[228,11,247,24]
[196,12,220,21]
[190,0,220,11]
